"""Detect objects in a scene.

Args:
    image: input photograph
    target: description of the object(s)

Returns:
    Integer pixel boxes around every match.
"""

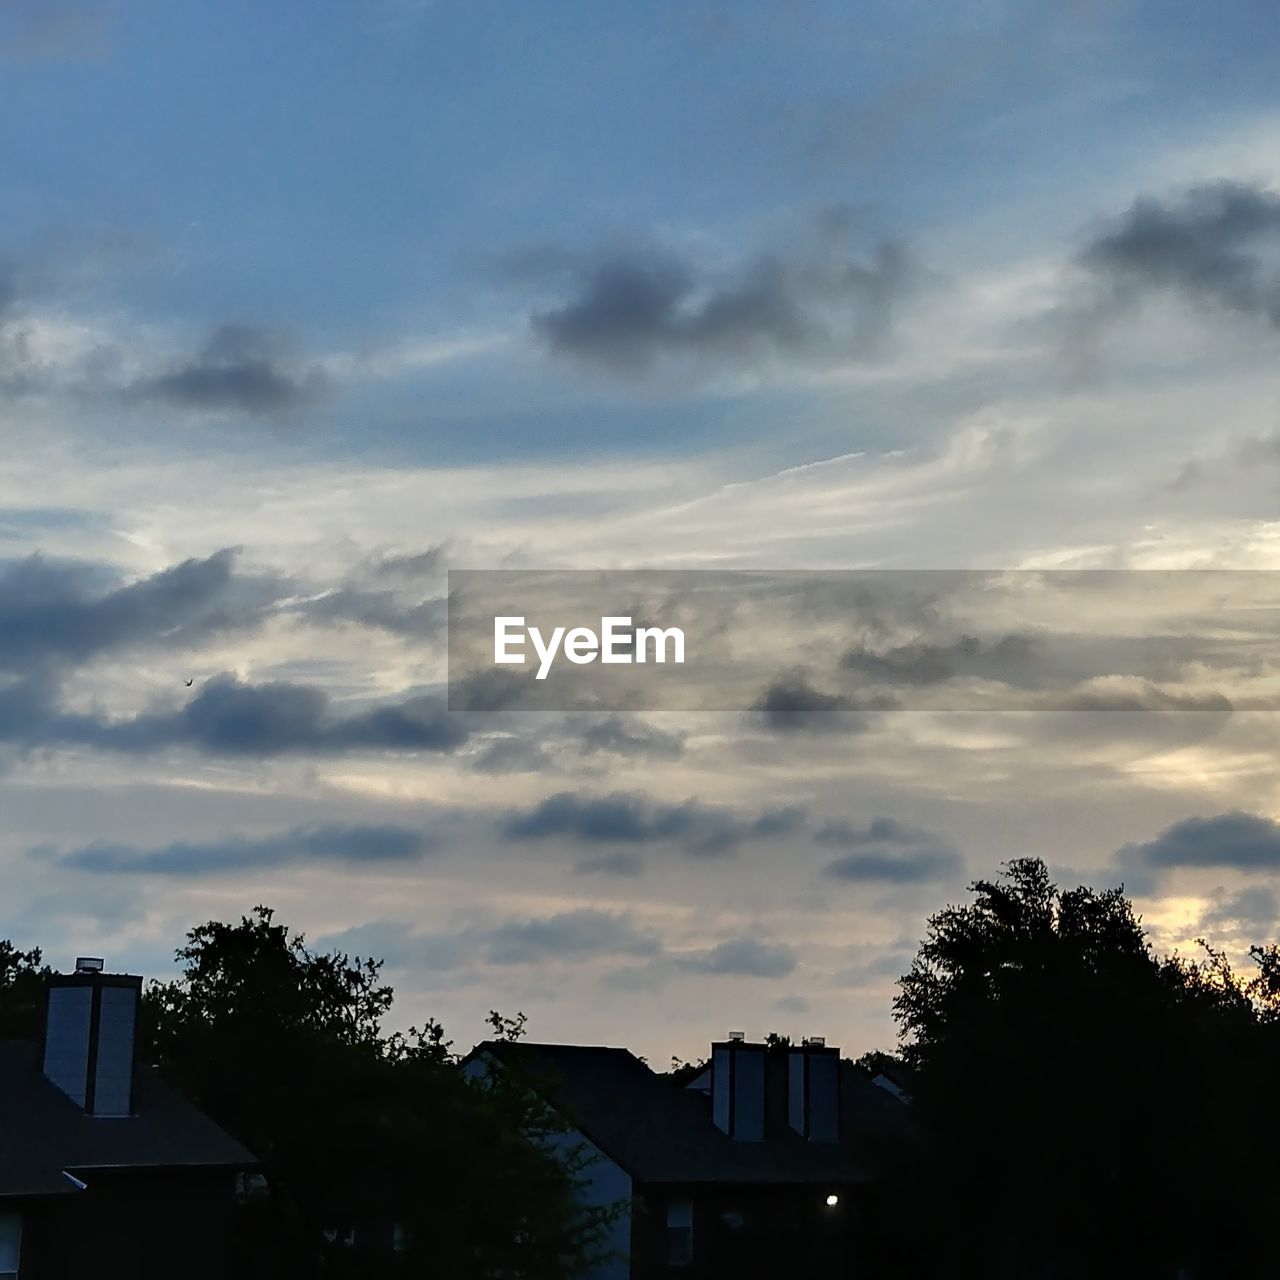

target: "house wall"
[462,1056,632,1280]
[546,1124,632,1280]
[630,1182,863,1280]
[10,1169,244,1280]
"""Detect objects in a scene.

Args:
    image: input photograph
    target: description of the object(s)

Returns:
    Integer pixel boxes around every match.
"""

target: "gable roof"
[0,1040,255,1198]
[470,1040,872,1186]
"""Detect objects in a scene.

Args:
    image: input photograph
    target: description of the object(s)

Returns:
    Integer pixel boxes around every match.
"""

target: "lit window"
[0,1212,21,1280]
[665,1199,693,1267]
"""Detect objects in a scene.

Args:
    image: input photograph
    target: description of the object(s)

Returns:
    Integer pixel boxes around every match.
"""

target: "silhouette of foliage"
[0,939,50,1039]
[884,857,1280,1279]
[139,906,612,1279]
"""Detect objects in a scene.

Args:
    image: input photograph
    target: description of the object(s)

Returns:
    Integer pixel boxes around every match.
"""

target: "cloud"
[314,919,471,972]
[1198,885,1279,934]
[753,676,874,733]
[484,908,662,965]
[19,675,469,758]
[774,993,810,1013]
[0,548,265,675]
[296,544,447,638]
[834,948,913,987]
[362,546,446,581]
[817,817,963,883]
[172,677,469,756]
[523,228,914,376]
[680,937,798,978]
[840,633,1039,687]
[0,548,471,760]
[470,736,554,775]
[502,790,804,858]
[57,822,434,875]
[1118,812,1280,879]
[573,851,646,877]
[572,714,686,760]
[129,324,331,416]
[317,909,665,973]
[299,585,445,638]
[1078,181,1280,329]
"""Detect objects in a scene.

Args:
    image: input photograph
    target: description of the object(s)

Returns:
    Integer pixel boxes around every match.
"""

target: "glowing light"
[825,1194,839,1207]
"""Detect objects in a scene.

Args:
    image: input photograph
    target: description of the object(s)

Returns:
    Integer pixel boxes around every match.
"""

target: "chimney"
[787,1037,840,1143]
[711,1035,765,1141]
[42,960,141,1117]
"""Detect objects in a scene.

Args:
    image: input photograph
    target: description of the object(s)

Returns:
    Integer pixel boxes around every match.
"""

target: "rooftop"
[471,1040,902,1186]
[0,1040,255,1199]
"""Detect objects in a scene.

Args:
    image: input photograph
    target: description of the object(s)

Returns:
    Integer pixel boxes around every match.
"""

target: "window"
[0,1211,21,1280]
[665,1199,693,1267]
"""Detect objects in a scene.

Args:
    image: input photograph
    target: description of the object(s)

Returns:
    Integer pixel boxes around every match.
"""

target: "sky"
[3,0,1280,1065]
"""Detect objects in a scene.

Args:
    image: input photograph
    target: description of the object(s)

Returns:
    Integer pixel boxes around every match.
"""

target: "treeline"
[5,860,1278,1279]
[868,858,1280,1280]
[0,908,609,1279]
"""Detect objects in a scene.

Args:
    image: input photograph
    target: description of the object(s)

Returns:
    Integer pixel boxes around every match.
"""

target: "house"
[465,1033,909,1279]
[0,959,257,1280]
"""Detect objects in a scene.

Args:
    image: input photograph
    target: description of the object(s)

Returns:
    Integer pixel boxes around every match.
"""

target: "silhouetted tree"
[140,907,612,1279]
[0,940,50,1039]
[886,858,1280,1280]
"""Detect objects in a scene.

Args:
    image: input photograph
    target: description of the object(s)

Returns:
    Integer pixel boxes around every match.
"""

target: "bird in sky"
[185,678,194,687]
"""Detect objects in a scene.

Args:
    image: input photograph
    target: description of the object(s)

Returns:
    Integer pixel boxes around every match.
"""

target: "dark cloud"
[1079,181,1280,328]
[58,822,434,876]
[753,676,874,733]
[297,544,447,638]
[680,937,798,978]
[174,677,468,756]
[502,790,804,858]
[447,667,531,713]
[129,324,331,416]
[0,548,264,675]
[18,675,469,757]
[841,633,1038,686]
[1118,812,1280,878]
[525,231,914,376]
[1198,885,1279,934]
[484,908,662,965]
[0,548,472,760]
[818,817,962,883]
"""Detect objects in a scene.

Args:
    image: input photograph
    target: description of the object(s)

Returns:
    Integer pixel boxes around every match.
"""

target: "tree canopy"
[139,906,610,1279]
[0,939,49,1040]
[889,857,1280,1279]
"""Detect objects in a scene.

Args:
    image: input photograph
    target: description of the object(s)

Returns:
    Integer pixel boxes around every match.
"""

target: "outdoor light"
[825,1194,839,1208]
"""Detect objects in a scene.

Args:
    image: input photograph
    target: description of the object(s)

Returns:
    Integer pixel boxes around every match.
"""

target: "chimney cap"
[805,1035,826,1048]
[728,1030,746,1042]
[73,957,104,973]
